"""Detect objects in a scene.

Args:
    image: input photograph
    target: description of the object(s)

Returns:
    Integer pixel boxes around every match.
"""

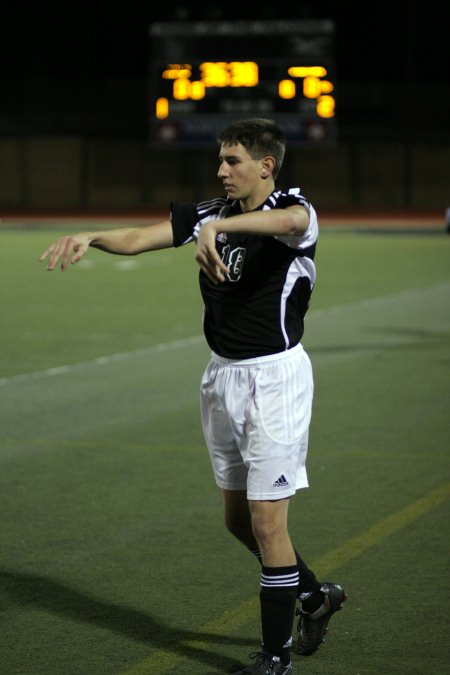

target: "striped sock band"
[261,567,299,589]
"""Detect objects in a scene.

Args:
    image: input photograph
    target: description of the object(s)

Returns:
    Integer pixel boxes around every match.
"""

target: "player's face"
[218,143,266,204]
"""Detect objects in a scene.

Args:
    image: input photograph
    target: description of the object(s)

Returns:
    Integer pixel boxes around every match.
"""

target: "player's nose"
[217,161,229,179]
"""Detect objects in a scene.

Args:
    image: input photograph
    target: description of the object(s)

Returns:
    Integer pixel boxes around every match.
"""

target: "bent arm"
[40,220,173,271]
[212,205,309,239]
[195,205,309,284]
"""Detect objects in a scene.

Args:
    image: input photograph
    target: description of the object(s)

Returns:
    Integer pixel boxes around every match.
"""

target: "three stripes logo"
[273,474,289,488]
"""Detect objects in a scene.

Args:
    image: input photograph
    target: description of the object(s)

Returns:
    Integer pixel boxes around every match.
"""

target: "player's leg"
[222,488,258,551]
[225,490,344,673]
[222,487,322,598]
[227,495,296,674]
[248,497,295,566]
[202,350,345,671]
[237,497,299,674]
[240,345,345,661]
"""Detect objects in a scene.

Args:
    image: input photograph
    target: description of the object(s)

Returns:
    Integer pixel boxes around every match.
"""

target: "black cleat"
[296,582,347,656]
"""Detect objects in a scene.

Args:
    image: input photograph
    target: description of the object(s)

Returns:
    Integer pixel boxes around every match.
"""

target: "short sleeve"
[264,188,319,254]
[170,201,199,247]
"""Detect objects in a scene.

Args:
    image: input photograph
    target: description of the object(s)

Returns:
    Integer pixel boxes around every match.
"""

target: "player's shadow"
[0,568,253,672]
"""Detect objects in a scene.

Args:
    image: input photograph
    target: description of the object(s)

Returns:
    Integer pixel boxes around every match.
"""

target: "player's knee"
[251,514,281,547]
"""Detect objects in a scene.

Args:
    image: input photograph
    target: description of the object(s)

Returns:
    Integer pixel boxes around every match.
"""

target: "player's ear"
[261,156,275,179]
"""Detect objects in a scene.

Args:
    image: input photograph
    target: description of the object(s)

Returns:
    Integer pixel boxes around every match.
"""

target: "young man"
[40,118,346,674]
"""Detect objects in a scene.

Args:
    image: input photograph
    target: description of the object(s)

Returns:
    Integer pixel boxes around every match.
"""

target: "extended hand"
[195,222,229,284]
[39,233,91,271]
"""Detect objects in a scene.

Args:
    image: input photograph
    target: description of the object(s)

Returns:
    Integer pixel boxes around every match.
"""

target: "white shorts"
[200,343,314,500]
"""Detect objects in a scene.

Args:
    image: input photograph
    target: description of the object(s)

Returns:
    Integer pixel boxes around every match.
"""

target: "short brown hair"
[218,118,286,179]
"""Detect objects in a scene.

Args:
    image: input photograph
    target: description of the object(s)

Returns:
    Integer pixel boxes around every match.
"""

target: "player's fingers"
[214,264,226,282]
[203,245,229,276]
[212,257,228,282]
[210,252,228,274]
[71,243,88,265]
[196,247,226,283]
[195,247,212,270]
[204,268,219,284]
[60,238,79,270]
[43,239,67,271]
[195,251,219,284]
[42,236,73,271]
[39,245,54,262]
[206,261,227,283]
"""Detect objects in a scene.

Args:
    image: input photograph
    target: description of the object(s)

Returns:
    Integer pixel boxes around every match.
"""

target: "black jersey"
[170,188,318,359]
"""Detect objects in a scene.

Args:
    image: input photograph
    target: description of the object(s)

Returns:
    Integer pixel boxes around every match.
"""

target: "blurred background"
[1,0,448,214]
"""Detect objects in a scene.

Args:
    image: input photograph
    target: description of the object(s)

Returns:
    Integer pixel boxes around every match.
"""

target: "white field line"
[0,335,205,386]
[1,282,448,387]
[308,281,450,319]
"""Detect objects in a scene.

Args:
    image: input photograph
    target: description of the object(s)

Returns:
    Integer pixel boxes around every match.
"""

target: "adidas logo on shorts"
[273,474,289,488]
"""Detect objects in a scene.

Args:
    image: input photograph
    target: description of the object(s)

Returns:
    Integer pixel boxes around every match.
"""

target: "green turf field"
[1,225,449,674]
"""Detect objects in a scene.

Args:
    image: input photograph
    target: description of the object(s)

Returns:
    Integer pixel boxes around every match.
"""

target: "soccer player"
[40,118,346,674]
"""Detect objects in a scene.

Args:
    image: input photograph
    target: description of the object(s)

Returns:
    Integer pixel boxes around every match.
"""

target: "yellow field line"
[121,481,450,675]
[312,480,450,575]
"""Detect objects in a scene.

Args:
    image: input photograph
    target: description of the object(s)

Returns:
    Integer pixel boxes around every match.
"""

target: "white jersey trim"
[280,257,316,349]
[272,204,319,251]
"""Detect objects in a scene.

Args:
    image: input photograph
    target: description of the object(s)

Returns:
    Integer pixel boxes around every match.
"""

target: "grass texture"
[1,225,449,674]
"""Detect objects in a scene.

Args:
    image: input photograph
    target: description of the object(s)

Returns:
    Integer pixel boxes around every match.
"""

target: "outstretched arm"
[39,220,174,271]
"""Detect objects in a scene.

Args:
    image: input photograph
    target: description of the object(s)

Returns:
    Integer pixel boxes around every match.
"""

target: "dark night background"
[2,1,448,134]
[1,1,447,82]
[0,1,448,212]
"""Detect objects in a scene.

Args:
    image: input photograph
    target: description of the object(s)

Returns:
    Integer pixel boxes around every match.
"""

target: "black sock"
[294,549,322,598]
[260,565,298,665]
[249,545,323,616]
[248,547,262,563]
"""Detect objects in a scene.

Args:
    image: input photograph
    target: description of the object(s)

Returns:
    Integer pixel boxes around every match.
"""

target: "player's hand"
[195,222,229,284]
[39,233,92,271]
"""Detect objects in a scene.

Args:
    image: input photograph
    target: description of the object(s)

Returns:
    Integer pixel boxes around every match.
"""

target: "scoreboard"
[148,19,337,145]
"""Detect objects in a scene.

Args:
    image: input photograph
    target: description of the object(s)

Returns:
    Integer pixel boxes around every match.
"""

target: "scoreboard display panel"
[148,19,337,145]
